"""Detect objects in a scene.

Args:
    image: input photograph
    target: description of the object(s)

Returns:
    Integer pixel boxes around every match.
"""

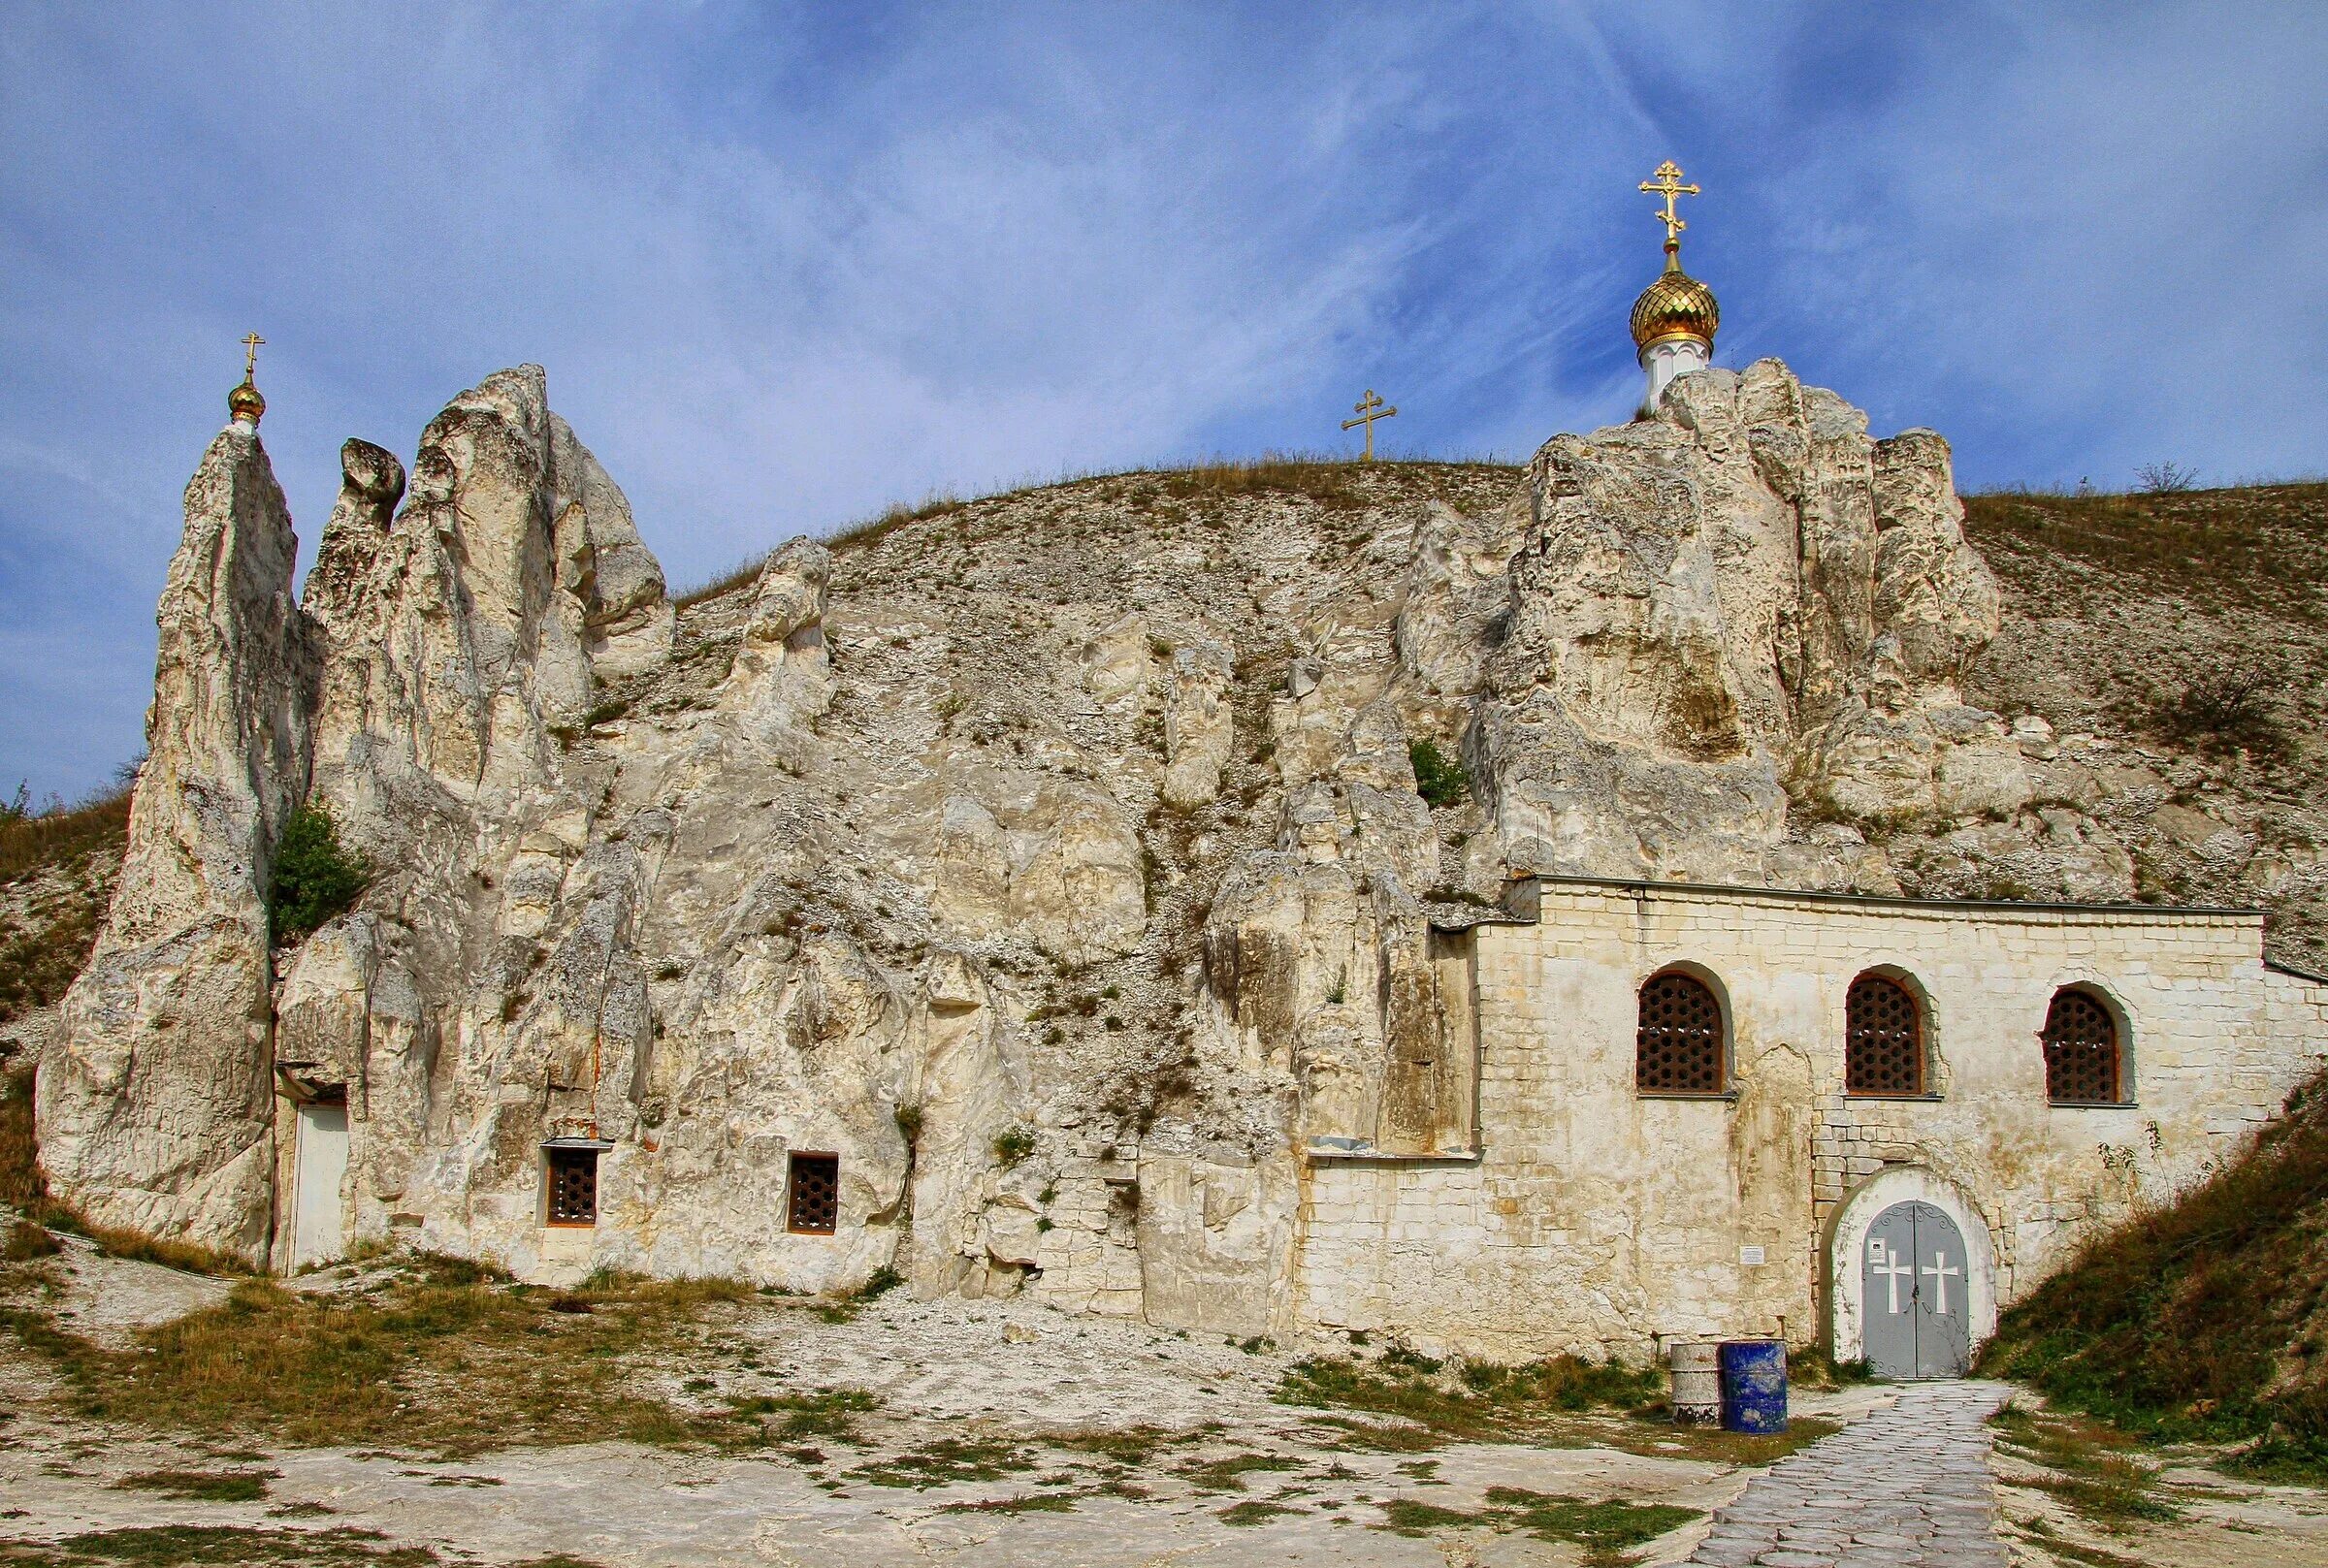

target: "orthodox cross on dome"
[1342,389,1397,462]
[1638,160,1700,252]
[228,332,269,429]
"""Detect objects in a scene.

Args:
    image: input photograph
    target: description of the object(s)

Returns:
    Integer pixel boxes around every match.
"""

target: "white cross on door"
[1869,1237,1914,1313]
[1921,1252,1961,1316]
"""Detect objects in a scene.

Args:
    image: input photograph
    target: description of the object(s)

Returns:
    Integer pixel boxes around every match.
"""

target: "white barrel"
[1667,1340,1722,1425]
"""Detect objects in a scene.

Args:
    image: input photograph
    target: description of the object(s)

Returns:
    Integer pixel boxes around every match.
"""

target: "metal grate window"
[788,1152,840,1234]
[1635,970,1726,1094]
[546,1146,598,1226]
[1845,974,1924,1096]
[2042,988,2123,1104]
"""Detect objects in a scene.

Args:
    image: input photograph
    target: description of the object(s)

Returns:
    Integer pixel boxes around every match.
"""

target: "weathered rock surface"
[39,356,2321,1320]
[1470,362,2016,884]
[39,425,308,1258]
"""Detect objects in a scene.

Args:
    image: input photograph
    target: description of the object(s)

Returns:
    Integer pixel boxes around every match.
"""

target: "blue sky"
[4,3,2323,800]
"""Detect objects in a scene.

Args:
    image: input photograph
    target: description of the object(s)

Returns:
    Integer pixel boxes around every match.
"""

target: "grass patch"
[0,1524,439,1565]
[1374,1488,1699,1564]
[1785,1346,1874,1389]
[1990,1401,2182,1531]
[1376,1497,1475,1533]
[1303,1415,1446,1453]
[800,1264,905,1325]
[935,1492,1079,1516]
[1044,1424,1182,1466]
[1215,1499,1304,1526]
[1616,1417,1841,1466]
[113,1469,275,1503]
[1175,1452,1303,1493]
[0,862,115,1027]
[728,1387,879,1440]
[1979,1068,2328,1471]
[844,1437,1035,1489]
[0,1256,760,1457]
[1962,481,2328,629]
[670,554,770,609]
[6,1218,62,1261]
[1277,1346,1661,1443]
[0,779,131,888]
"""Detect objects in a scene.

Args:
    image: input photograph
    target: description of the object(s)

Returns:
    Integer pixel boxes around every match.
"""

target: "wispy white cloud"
[2,2,2322,796]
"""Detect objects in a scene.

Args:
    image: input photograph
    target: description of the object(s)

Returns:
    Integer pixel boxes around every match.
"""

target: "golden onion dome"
[1630,254,1719,353]
[228,374,266,426]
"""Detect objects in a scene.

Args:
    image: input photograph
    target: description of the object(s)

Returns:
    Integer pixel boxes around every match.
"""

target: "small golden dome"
[1630,254,1719,352]
[228,374,266,426]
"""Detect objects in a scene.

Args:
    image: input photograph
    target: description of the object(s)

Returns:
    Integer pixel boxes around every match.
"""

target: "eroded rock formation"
[44,357,2203,1315]
[39,423,308,1257]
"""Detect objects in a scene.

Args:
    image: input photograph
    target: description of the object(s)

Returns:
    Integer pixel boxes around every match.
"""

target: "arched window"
[2041,987,2124,1104]
[1636,970,1727,1094]
[1845,973,1924,1096]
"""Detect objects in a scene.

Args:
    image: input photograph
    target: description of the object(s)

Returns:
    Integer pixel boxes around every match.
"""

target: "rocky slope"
[23,361,2326,1328]
[1960,481,2328,971]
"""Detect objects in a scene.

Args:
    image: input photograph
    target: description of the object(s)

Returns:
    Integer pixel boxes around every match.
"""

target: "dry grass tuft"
[0,781,130,1027]
[0,1523,446,1564]
[1,1256,764,1457]
[1962,481,2328,628]
[0,780,132,886]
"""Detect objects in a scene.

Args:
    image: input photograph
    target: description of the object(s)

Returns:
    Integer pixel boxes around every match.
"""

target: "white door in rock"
[291,1101,349,1269]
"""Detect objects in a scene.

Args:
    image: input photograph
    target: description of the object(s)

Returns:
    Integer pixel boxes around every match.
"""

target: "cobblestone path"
[1683,1380,2013,1567]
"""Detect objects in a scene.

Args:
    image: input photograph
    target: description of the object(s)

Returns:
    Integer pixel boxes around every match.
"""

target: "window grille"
[2042,988,2122,1104]
[1635,971,1726,1094]
[788,1152,840,1234]
[546,1146,598,1226]
[1845,974,1924,1096]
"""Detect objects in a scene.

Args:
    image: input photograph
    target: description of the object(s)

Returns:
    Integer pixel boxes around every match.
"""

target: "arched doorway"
[1860,1200,1972,1378]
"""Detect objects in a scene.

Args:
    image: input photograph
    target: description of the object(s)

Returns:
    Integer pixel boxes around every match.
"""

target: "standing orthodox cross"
[1638,160,1700,244]
[1342,389,1397,461]
[242,333,265,377]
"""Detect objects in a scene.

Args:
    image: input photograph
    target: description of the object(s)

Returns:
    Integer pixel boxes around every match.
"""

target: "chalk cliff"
[39,422,307,1255]
[38,360,2266,1309]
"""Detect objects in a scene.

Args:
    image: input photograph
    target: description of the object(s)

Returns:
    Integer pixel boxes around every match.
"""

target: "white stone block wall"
[1288,880,2328,1361]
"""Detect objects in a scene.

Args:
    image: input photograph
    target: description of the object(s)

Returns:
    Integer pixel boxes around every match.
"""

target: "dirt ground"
[1,1240,2323,1567]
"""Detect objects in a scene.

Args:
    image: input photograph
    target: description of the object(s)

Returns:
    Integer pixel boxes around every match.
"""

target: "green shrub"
[854,1264,904,1300]
[269,804,370,944]
[991,1126,1038,1168]
[1408,739,1471,809]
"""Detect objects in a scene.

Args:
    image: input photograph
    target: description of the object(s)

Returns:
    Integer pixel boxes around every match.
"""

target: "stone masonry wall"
[1289,880,2328,1359]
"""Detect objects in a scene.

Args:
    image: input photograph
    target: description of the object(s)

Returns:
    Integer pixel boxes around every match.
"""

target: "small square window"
[788,1152,840,1234]
[546,1146,598,1226]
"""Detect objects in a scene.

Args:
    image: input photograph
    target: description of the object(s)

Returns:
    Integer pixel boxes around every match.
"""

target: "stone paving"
[1682,1380,2013,1568]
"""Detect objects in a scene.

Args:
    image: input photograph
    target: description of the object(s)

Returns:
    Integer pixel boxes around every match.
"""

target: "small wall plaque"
[1739,1245,1766,1266]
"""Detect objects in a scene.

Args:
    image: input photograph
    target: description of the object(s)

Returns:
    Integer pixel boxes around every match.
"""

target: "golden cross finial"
[241,333,265,378]
[1341,389,1398,462]
[1638,160,1700,248]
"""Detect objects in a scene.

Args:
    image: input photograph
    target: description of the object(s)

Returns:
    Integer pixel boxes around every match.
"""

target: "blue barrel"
[1718,1340,1788,1433]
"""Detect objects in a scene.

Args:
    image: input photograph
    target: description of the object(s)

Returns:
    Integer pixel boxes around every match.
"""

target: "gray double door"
[1861,1200,1971,1379]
